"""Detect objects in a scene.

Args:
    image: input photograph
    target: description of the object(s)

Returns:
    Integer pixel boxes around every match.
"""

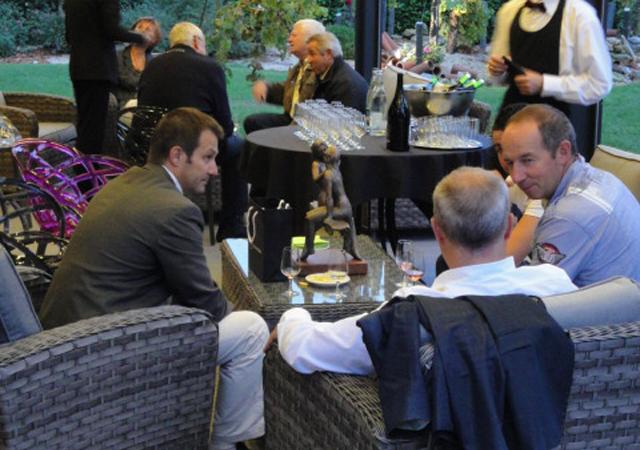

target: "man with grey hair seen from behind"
[268,167,577,376]
[138,21,248,242]
[500,104,640,287]
[306,31,368,112]
[243,19,325,134]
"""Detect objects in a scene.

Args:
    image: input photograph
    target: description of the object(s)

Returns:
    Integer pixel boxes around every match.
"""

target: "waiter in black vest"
[487,0,612,159]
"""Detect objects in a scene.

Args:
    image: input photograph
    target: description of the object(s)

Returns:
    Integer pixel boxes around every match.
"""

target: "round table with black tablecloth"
[242,125,492,239]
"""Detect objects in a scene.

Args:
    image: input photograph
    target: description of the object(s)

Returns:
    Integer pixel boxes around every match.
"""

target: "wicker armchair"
[0,92,77,145]
[0,305,218,450]
[264,279,640,449]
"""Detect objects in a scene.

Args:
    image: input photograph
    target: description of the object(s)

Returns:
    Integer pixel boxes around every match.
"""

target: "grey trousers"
[210,311,269,449]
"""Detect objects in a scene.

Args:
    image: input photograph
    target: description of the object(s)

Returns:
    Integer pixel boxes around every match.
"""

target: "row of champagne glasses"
[292,100,366,151]
[410,115,481,149]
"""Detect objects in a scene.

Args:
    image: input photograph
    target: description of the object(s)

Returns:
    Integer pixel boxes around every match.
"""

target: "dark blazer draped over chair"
[357,294,575,450]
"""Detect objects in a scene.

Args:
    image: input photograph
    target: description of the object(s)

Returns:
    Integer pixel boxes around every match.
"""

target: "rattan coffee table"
[220,235,405,328]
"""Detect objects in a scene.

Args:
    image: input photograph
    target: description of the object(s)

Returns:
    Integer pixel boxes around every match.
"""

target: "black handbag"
[247,198,294,282]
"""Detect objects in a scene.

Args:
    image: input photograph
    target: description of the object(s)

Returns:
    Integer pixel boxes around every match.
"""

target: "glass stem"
[288,277,293,294]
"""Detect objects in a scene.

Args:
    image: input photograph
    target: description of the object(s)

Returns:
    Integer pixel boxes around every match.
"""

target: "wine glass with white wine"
[328,249,349,301]
[280,246,301,298]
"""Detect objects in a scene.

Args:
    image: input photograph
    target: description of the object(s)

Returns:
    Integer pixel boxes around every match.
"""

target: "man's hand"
[252,81,268,103]
[264,327,277,352]
[487,55,508,77]
[514,69,543,96]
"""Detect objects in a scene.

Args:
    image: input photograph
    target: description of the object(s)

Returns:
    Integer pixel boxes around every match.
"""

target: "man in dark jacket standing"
[138,22,248,241]
[64,0,148,153]
[306,32,368,112]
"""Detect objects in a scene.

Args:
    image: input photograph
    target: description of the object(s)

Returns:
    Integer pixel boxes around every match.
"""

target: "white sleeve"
[276,308,373,375]
[542,3,612,104]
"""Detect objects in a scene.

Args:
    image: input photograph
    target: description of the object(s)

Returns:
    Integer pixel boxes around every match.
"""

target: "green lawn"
[2,62,638,152]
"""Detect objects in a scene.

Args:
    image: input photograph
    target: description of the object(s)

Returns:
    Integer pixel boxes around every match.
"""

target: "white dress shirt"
[277,257,577,375]
[488,0,612,105]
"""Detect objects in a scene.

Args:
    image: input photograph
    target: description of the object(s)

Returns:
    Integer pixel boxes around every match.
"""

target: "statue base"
[299,248,368,276]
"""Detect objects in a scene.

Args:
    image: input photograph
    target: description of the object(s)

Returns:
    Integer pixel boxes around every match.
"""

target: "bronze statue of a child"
[302,140,361,261]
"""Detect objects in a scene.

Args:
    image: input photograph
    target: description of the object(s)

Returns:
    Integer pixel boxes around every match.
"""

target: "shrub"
[211,0,326,65]
[327,24,354,59]
[24,10,67,52]
[392,0,431,34]
[0,3,24,56]
[439,0,491,49]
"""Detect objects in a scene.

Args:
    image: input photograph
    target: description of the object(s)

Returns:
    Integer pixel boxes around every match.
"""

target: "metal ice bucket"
[404,84,476,117]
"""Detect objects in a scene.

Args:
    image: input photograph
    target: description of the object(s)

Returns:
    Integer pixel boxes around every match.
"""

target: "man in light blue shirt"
[501,104,640,286]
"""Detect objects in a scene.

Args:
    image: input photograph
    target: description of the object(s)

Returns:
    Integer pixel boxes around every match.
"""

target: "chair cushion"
[0,246,42,343]
[541,276,640,329]
[38,122,77,145]
[590,145,640,201]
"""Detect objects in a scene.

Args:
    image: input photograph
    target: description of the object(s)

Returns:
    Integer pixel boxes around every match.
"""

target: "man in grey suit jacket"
[40,107,268,450]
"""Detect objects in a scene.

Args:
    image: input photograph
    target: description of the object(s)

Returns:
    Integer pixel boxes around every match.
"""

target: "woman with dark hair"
[112,17,162,108]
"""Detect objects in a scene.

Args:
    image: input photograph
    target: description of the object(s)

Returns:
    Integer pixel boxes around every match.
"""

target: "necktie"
[524,0,546,12]
[290,62,308,116]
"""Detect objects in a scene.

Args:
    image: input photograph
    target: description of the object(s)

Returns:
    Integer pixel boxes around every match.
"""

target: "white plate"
[305,272,350,287]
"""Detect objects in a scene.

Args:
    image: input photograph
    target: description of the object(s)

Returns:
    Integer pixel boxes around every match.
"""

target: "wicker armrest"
[0,105,38,138]
[4,92,77,124]
[0,305,218,450]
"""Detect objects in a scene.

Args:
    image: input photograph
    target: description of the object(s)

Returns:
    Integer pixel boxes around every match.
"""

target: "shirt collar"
[523,0,559,16]
[432,257,516,291]
[549,155,585,204]
[162,165,183,193]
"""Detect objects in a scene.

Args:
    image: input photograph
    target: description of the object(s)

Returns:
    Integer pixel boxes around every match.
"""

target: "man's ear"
[504,213,514,240]
[431,217,446,244]
[555,139,573,163]
[166,145,184,168]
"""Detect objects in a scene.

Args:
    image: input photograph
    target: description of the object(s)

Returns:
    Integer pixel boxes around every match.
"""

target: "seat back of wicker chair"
[0,305,219,450]
[117,106,168,166]
[0,245,42,344]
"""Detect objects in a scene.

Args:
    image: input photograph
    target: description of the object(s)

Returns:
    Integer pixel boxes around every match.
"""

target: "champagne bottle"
[386,72,410,152]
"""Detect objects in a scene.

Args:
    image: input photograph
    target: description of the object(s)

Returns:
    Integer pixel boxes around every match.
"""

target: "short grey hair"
[294,19,325,42]
[307,32,343,58]
[168,22,204,48]
[507,104,578,156]
[433,167,510,250]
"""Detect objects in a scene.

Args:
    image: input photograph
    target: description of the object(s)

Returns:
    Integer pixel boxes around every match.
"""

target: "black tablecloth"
[243,126,492,230]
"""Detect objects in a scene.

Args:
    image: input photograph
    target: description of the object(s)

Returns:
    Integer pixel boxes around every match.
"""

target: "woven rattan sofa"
[0,305,218,450]
[264,278,640,449]
[0,92,77,145]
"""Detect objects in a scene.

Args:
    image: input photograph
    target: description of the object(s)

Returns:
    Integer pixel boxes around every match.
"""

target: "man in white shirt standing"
[487,0,612,159]
[270,167,577,376]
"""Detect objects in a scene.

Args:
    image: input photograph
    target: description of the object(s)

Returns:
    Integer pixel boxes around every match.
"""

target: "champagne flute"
[280,246,301,298]
[395,239,413,287]
[329,249,349,301]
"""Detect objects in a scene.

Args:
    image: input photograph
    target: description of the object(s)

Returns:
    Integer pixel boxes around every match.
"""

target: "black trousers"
[243,112,291,135]
[72,79,111,154]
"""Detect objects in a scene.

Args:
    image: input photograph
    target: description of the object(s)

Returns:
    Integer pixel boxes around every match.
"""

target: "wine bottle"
[386,72,410,152]
[365,69,387,136]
